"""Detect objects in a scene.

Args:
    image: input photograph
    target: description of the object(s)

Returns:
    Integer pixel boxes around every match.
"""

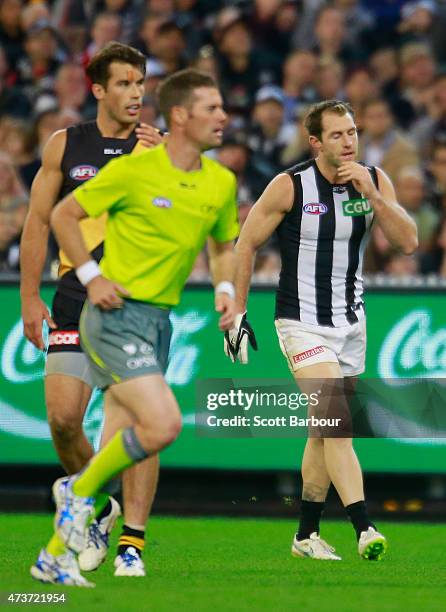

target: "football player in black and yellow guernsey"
[20,42,162,584]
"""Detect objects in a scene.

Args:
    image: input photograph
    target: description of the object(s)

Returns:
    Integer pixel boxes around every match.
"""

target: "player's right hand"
[224,312,258,364]
[87,276,130,310]
[21,295,56,351]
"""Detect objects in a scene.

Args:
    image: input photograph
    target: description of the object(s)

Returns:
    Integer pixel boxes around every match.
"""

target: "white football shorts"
[275,317,366,377]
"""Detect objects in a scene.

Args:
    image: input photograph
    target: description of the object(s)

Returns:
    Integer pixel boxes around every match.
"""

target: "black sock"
[346,501,375,541]
[297,501,325,540]
[117,524,145,557]
[96,499,113,523]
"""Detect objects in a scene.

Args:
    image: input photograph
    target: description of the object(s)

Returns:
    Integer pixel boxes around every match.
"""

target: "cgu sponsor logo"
[378,309,446,383]
[303,203,328,215]
[342,198,372,217]
[69,165,98,181]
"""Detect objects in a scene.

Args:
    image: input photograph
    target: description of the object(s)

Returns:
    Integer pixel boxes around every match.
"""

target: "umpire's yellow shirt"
[73,143,239,306]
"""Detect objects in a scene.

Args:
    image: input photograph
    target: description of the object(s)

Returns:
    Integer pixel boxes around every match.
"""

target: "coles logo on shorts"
[49,331,80,346]
[303,203,328,215]
[292,346,325,364]
[69,165,98,181]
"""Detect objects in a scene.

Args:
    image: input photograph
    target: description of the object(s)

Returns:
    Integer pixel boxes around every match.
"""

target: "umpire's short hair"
[304,100,354,141]
[86,41,146,88]
[157,68,218,127]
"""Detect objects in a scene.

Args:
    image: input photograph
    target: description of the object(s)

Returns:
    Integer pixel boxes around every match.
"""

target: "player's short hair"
[304,100,354,141]
[86,42,146,88]
[157,68,218,127]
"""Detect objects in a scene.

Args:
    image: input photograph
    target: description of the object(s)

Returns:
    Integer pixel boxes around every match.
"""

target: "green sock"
[94,493,110,519]
[73,430,135,498]
[46,533,66,557]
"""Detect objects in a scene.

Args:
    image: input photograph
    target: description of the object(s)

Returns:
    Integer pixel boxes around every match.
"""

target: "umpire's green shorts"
[79,299,172,389]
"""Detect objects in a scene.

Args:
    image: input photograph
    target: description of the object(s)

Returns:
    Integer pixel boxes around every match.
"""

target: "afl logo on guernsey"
[69,165,98,181]
[152,197,172,209]
[303,202,328,215]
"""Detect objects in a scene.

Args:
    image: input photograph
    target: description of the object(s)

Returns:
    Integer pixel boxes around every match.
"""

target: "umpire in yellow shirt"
[41,69,239,585]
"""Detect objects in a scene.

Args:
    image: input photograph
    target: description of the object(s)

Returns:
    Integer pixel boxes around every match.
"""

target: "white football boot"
[78,497,121,571]
[358,527,387,560]
[53,476,94,554]
[114,547,146,577]
[291,532,342,560]
[31,548,94,587]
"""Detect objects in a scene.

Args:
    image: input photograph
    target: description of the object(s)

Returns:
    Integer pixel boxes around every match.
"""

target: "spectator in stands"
[359,98,419,183]
[427,142,446,212]
[133,12,169,56]
[0,150,27,269]
[332,0,375,52]
[0,205,21,270]
[190,45,219,82]
[397,1,436,48]
[53,63,89,115]
[395,166,439,254]
[247,85,297,177]
[81,12,122,69]
[101,0,140,45]
[344,67,379,129]
[0,117,31,168]
[311,5,359,67]
[148,19,187,76]
[144,0,175,19]
[0,0,24,70]
[368,46,414,129]
[411,72,446,159]
[20,1,50,31]
[253,247,281,283]
[18,108,62,188]
[249,0,299,63]
[0,150,26,208]
[0,43,30,118]
[314,58,344,102]
[16,20,63,102]
[397,42,437,127]
[217,131,266,211]
[214,9,279,121]
[280,49,317,123]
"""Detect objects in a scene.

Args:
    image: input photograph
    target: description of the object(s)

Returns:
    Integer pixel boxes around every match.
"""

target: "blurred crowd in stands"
[1,0,446,281]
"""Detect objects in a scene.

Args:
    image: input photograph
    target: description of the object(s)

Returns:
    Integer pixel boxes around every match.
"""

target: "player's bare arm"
[20,129,67,349]
[336,162,418,255]
[224,174,293,363]
[207,237,235,331]
[234,173,294,313]
[51,195,129,310]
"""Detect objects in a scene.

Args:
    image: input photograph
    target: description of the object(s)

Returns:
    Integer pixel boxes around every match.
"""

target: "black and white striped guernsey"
[275,158,378,328]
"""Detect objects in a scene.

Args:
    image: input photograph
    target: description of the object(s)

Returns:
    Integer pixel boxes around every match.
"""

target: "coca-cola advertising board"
[0,284,445,473]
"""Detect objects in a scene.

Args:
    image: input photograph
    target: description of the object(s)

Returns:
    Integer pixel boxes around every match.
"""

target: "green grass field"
[1,515,445,612]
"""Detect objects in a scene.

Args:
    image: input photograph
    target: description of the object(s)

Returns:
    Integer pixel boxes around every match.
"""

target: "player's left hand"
[337,162,378,199]
[135,123,163,148]
[224,312,258,364]
[215,292,236,331]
